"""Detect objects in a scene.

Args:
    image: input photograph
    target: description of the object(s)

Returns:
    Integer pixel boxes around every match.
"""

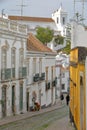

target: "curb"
[0,103,64,126]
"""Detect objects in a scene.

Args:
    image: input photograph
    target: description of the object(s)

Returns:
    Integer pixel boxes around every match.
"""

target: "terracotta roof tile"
[27,33,54,53]
[8,16,54,23]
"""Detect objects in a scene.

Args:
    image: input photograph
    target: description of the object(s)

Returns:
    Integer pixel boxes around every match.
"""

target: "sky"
[0,0,87,24]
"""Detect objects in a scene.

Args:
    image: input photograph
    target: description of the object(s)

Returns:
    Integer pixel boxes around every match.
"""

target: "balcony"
[46,82,50,91]
[1,68,11,80]
[33,73,40,82]
[52,77,57,87]
[1,67,27,81]
[19,67,27,78]
[40,72,45,80]
[0,18,27,34]
[12,68,15,78]
[52,80,56,87]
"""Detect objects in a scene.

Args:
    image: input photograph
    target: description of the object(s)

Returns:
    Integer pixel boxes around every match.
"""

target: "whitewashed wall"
[26,52,56,109]
[71,21,87,49]
[0,18,27,118]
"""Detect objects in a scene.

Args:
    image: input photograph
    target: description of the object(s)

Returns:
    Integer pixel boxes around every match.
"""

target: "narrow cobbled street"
[0,100,75,130]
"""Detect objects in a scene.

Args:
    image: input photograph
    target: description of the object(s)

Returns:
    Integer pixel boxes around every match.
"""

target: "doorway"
[19,84,23,111]
[2,86,7,117]
[12,85,15,114]
[26,91,29,111]
[51,66,53,105]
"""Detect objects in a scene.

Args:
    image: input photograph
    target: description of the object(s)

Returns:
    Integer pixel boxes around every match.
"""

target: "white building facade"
[0,18,28,118]
[71,21,87,49]
[0,17,57,119]
[52,5,68,36]
[26,33,57,110]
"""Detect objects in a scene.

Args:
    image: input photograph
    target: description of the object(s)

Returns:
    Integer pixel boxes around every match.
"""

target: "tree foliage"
[54,35,64,45]
[36,27,54,44]
[61,40,71,54]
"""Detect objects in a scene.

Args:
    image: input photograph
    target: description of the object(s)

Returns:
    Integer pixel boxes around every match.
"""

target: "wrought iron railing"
[33,73,40,82]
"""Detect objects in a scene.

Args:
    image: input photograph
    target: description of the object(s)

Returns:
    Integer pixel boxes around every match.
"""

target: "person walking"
[60,93,64,104]
[66,94,70,105]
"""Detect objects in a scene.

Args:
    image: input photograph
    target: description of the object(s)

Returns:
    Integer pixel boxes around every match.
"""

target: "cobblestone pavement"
[0,99,74,130]
[0,99,62,126]
[44,115,75,130]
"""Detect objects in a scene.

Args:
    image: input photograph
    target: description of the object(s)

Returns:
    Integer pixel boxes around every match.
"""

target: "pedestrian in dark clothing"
[60,93,64,100]
[66,94,70,105]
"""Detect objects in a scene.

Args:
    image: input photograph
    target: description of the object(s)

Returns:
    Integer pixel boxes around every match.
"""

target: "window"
[62,17,65,25]
[46,67,48,82]
[57,17,59,24]
[11,48,16,78]
[1,47,7,80]
[19,49,24,78]
[1,47,7,69]
[51,66,53,81]
[39,58,42,76]
[19,49,24,67]
[62,84,65,90]
[26,59,30,76]
[11,48,16,68]
[33,58,36,74]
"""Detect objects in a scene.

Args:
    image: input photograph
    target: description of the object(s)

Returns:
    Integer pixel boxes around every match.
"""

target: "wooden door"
[26,92,29,111]
[12,85,15,114]
[2,86,6,117]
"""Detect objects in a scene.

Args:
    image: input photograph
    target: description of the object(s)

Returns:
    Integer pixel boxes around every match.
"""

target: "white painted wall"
[0,18,27,118]
[26,52,56,108]
[52,5,68,36]
[71,21,87,49]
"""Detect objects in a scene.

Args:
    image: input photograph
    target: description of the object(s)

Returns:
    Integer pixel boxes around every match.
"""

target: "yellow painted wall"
[70,48,86,130]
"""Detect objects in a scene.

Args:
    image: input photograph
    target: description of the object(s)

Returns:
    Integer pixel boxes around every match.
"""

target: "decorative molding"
[5,40,9,50]
[12,37,17,47]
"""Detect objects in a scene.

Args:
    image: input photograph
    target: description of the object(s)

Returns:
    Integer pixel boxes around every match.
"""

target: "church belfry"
[52,4,68,36]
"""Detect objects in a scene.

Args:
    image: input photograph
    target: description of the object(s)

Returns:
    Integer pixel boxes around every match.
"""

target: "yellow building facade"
[69,47,87,130]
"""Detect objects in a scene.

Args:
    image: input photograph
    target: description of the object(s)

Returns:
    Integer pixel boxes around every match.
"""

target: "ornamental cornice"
[0,29,28,39]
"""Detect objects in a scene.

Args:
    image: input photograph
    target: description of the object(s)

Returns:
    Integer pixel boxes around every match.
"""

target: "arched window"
[1,47,7,69]
[11,48,16,78]
[11,48,16,68]
[1,47,7,80]
[62,17,65,25]
[19,49,24,67]
[57,17,59,24]
[19,49,24,78]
